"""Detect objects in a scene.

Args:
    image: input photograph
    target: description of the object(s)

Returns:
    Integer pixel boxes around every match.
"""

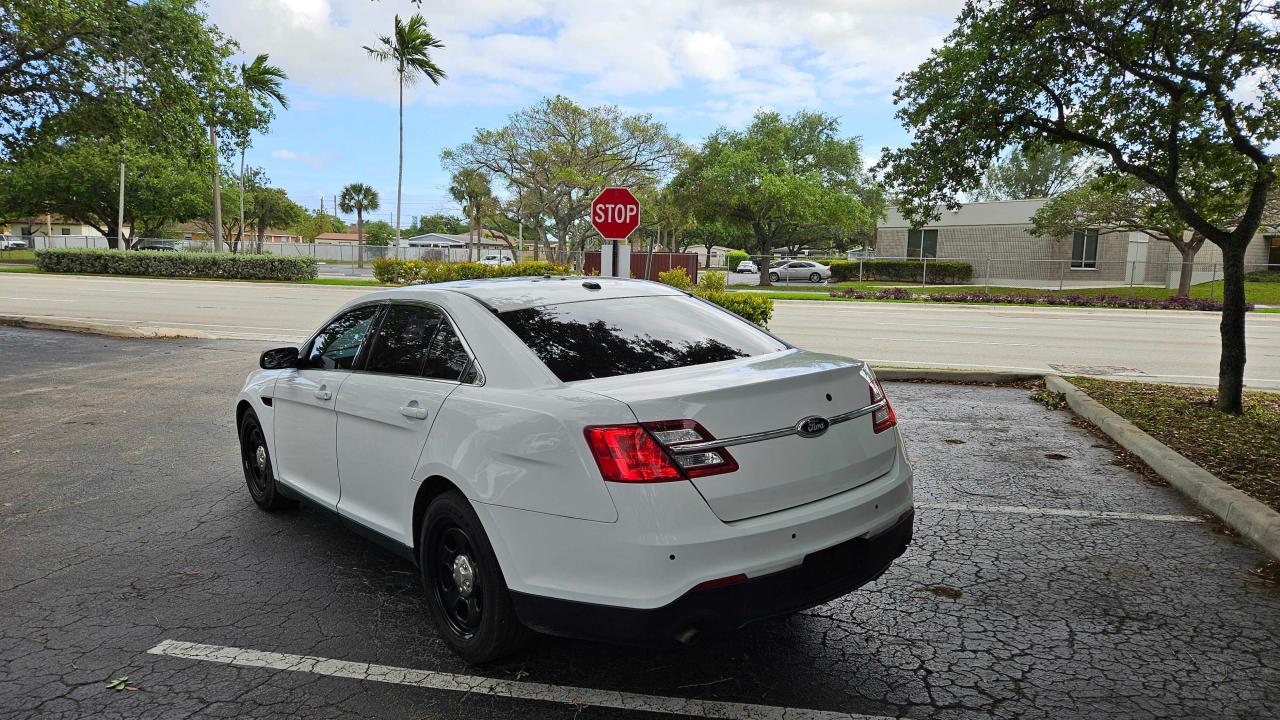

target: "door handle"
[314,387,332,401]
[399,404,429,420]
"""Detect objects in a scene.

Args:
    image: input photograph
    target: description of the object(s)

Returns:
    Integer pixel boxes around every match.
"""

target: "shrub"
[1245,269,1280,283]
[695,290,774,326]
[829,259,973,284]
[372,258,570,284]
[657,266,693,290]
[828,287,1248,311]
[34,247,318,281]
[726,250,749,272]
[698,270,726,291]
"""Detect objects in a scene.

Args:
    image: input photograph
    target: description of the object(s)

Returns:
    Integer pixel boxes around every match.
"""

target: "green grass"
[736,279,1280,306]
[0,249,36,263]
[1067,377,1280,513]
[0,266,40,273]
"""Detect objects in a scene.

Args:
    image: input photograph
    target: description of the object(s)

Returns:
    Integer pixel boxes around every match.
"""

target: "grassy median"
[736,280,1280,306]
[1067,377,1280,513]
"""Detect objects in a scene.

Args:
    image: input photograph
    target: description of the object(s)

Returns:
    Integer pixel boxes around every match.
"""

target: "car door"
[334,302,478,545]
[785,261,808,280]
[272,304,381,508]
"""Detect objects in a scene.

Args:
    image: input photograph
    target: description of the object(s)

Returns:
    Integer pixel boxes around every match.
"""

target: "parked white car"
[478,253,515,266]
[1,238,30,250]
[237,277,913,662]
[769,260,831,283]
[734,259,759,274]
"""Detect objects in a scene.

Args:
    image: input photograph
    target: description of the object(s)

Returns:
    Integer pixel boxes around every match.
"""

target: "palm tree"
[238,55,288,252]
[449,168,496,261]
[339,183,380,268]
[364,14,446,245]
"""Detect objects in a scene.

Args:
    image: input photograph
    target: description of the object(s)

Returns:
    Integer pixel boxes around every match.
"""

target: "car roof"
[389,276,688,312]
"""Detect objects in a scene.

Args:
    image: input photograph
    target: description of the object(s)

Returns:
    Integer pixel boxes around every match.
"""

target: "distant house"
[3,216,106,242]
[171,222,300,244]
[877,199,1275,285]
[401,231,508,250]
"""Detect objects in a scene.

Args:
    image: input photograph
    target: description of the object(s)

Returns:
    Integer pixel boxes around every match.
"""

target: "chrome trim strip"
[666,399,887,454]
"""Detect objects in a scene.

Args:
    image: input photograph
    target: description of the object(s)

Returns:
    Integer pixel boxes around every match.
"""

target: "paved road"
[2,272,1279,388]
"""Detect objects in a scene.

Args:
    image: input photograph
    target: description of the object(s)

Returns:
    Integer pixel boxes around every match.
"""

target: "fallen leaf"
[1044,453,1070,460]
[917,585,963,600]
[943,439,966,445]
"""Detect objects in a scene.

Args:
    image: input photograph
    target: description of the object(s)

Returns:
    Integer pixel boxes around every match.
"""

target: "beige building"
[877,199,1275,287]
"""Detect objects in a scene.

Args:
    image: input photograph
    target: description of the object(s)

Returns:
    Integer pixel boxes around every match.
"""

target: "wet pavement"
[1,327,1277,719]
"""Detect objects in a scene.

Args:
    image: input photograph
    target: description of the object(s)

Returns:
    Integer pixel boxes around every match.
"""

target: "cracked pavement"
[1,327,1277,719]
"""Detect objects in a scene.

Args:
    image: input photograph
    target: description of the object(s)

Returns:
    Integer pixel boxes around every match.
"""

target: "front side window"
[498,295,787,382]
[907,229,938,259]
[1072,229,1099,268]
[306,305,379,370]
[364,304,445,376]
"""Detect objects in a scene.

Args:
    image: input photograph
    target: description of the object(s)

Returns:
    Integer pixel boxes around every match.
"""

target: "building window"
[1268,235,1280,268]
[907,229,938,259]
[61,228,70,235]
[1072,229,1099,269]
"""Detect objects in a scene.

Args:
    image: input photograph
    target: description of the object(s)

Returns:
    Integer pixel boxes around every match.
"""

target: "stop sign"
[591,187,641,240]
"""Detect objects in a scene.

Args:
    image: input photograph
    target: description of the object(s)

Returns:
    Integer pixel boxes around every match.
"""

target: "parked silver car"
[769,260,831,283]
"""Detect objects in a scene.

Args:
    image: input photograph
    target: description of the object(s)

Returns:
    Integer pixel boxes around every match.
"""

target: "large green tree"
[248,186,305,252]
[293,211,347,243]
[365,14,446,243]
[878,0,1280,413]
[675,110,876,286]
[449,168,498,262]
[974,143,1088,201]
[442,96,683,262]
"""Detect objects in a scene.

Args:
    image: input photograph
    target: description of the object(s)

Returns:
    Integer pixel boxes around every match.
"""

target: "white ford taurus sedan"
[237,276,913,663]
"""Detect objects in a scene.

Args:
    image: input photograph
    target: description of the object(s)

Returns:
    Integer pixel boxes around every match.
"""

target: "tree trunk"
[210,122,223,253]
[238,147,246,254]
[1176,245,1197,297]
[1216,243,1248,413]
[395,76,404,244]
[356,209,364,268]
[256,220,266,254]
[753,222,772,287]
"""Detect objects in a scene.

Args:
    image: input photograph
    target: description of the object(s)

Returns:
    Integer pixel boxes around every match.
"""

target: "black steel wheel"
[238,410,295,511]
[421,490,533,663]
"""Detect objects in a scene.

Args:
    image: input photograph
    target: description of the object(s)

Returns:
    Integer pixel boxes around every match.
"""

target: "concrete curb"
[1045,374,1280,561]
[874,367,1043,384]
[0,315,214,340]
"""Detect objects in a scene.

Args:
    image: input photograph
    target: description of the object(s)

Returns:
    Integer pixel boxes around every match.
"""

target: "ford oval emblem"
[796,415,830,438]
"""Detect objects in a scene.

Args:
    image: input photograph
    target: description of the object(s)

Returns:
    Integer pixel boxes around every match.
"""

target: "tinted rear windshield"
[498,295,787,382]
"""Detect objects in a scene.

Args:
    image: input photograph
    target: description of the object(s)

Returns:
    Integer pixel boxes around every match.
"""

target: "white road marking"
[869,337,1037,347]
[0,296,72,302]
[918,502,1204,523]
[147,639,897,720]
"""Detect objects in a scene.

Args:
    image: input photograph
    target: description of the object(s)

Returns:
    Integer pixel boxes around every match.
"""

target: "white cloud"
[270,149,333,167]
[208,0,963,123]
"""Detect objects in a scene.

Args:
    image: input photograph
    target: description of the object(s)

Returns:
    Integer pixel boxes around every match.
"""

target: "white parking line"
[147,639,899,720]
[918,502,1204,523]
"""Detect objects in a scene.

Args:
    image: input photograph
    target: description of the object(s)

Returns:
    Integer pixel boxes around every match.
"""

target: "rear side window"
[423,321,470,381]
[364,304,444,376]
[498,295,786,382]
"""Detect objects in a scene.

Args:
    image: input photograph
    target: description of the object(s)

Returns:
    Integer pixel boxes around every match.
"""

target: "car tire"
[809,272,821,283]
[421,490,533,664]
[238,410,296,512]
[769,272,780,283]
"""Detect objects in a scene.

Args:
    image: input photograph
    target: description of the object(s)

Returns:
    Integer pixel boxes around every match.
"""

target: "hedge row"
[371,258,571,284]
[831,286,1245,311]
[829,259,973,284]
[34,247,318,281]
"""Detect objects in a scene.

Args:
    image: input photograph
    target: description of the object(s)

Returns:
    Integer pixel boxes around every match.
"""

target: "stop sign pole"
[591,187,641,278]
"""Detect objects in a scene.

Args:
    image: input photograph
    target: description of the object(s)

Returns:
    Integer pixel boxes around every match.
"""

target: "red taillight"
[691,573,747,591]
[870,380,897,433]
[583,425,685,483]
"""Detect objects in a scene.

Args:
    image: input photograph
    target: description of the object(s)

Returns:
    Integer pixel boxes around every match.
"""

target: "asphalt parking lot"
[2,327,1278,720]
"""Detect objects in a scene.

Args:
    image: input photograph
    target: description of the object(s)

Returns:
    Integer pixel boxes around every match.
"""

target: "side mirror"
[260,346,300,370]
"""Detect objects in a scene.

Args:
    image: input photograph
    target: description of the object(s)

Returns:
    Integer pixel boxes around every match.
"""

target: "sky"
[206,0,966,227]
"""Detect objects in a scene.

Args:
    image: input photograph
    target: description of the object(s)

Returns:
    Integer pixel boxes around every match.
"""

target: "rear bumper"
[511,510,913,645]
